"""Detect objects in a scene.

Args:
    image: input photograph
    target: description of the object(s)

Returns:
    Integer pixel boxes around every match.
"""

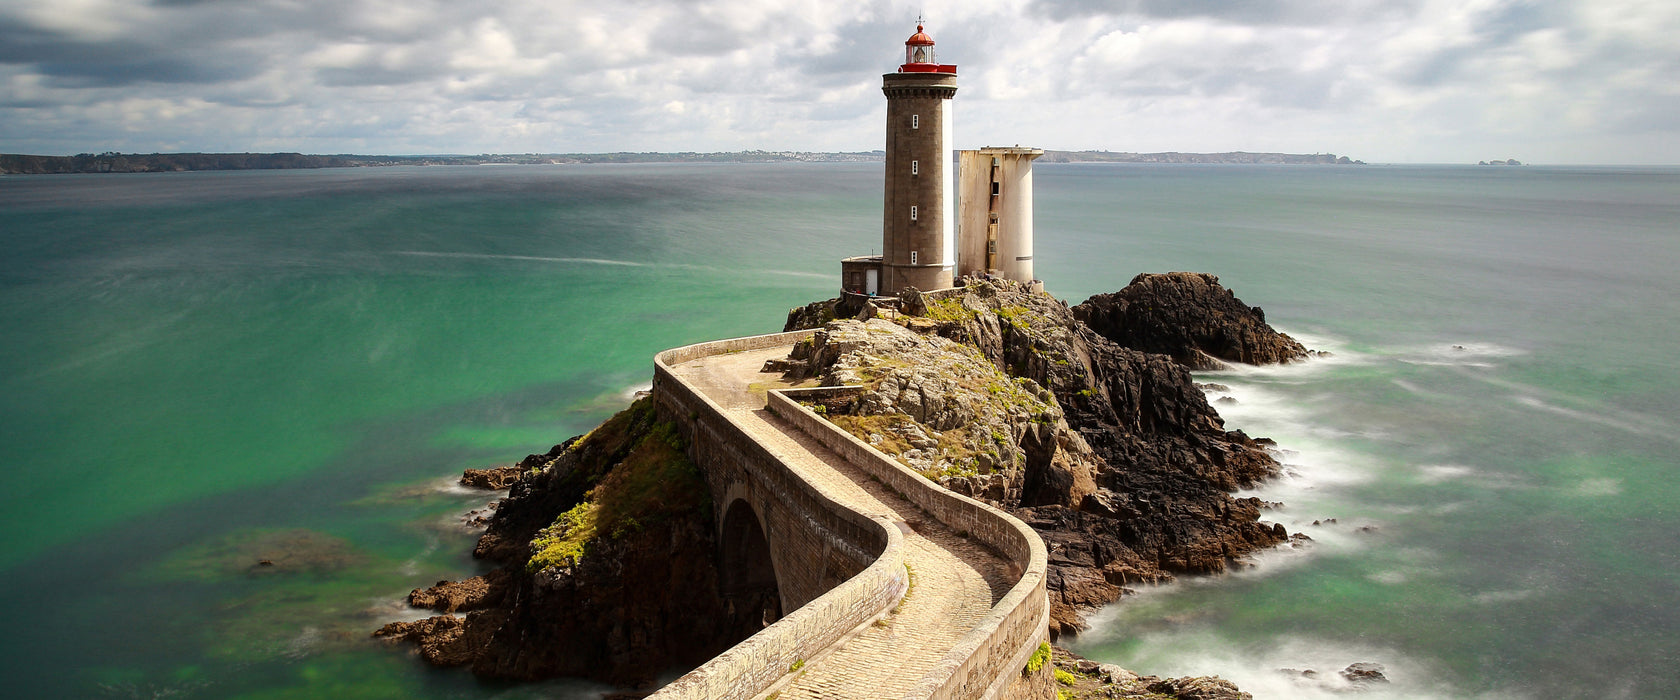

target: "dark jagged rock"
[377,398,764,688]
[388,272,1296,693]
[1341,662,1389,684]
[461,512,754,685]
[374,615,490,667]
[784,294,883,332]
[784,297,841,332]
[803,279,1289,636]
[460,465,525,490]
[407,569,510,613]
[1074,272,1310,369]
[1053,646,1252,699]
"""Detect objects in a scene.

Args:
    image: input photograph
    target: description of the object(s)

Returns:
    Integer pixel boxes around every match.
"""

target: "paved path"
[669,347,1013,699]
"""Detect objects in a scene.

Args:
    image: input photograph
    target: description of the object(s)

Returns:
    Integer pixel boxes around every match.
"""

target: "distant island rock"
[3,149,1369,174]
[1478,159,1523,166]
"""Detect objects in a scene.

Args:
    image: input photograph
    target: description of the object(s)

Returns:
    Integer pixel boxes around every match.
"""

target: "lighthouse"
[838,22,1041,299]
[879,22,957,295]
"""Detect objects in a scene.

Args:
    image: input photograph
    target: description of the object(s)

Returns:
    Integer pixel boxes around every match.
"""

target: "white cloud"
[0,0,1675,162]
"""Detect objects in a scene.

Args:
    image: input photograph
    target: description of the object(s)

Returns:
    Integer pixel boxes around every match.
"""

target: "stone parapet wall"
[769,387,1052,700]
[656,330,817,367]
[648,332,911,700]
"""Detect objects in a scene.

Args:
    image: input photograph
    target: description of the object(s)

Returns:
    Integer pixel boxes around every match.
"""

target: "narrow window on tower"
[992,181,1001,196]
[911,160,919,176]
[910,205,918,221]
[912,114,920,129]
[911,251,918,264]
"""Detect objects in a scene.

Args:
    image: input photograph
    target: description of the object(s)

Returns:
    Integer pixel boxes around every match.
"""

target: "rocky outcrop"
[1053,646,1252,699]
[1341,662,1389,685]
[784,294,895,332]
[374,615,492,667]
[1074,272,1310,369]
[385,273,1301,694]
[376,398,764,688]
[460,465,525,489]
[784,297,843,332]
[795,317,1098,508]
[405,569,511,613]
[787,279,1294,636]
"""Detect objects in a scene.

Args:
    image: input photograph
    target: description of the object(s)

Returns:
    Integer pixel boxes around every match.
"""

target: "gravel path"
[670,347,1013,698]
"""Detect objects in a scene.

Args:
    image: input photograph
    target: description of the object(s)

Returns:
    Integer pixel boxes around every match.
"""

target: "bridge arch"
[651,331,1049,699]
[718,497,782,629]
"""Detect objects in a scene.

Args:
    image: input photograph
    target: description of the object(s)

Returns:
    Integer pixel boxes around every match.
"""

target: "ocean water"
[1,163,1676,698]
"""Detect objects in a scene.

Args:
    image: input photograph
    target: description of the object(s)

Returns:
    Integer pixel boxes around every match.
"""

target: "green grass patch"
[526,397,708,573]
[830,413,915,455]
[527,502,597,572]
[919,296,974,323]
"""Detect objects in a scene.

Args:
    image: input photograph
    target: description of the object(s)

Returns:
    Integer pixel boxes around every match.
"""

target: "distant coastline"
[1042,150,1364,164]
[1,149,1366,175]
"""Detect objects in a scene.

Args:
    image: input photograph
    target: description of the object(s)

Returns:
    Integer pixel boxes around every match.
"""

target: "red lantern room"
[899,20,957,74]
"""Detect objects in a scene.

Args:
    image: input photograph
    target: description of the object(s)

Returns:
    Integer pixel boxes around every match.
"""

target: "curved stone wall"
[648,331,910,700]
[648,330,1050,700]
[768,388,1051,700]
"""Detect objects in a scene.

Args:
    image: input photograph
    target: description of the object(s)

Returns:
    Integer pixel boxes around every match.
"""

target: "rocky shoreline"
[376,272,1314,696]
[782,273,1309,636]
[375,400,764,687]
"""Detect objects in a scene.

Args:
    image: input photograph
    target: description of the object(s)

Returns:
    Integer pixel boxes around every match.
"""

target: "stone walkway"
[669,347,1013,699]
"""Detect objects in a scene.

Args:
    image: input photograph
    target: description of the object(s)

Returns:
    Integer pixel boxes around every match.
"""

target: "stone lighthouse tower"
[879,22,957,295]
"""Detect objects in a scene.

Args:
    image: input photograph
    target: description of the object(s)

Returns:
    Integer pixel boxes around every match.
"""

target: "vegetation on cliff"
[783,276,1305,636]
[525,406,704,574]
[376,397,759,688]
[381,272,1310,691]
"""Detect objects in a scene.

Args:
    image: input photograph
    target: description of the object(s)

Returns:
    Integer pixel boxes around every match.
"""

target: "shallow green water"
[2,163,1676,698]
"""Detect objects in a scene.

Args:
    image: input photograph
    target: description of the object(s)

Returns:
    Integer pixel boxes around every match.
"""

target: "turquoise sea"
[1,163,1676,698]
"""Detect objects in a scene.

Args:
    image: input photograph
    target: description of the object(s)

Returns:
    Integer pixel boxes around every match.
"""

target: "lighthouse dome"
[903,22,940,67]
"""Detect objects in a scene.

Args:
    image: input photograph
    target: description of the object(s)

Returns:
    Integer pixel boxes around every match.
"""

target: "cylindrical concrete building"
[880,24,957,295]
[957,147,1043,284]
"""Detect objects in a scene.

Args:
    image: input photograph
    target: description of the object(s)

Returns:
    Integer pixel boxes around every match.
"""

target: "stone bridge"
[647,330,1053,700]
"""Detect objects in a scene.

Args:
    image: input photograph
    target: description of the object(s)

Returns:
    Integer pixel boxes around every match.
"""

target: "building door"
[866,269,878,295]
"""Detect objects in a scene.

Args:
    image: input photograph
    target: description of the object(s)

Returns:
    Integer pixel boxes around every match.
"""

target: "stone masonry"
[648,332,1052,699]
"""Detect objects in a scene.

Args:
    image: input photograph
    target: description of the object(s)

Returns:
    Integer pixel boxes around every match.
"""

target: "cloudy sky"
[2,0,1676,163]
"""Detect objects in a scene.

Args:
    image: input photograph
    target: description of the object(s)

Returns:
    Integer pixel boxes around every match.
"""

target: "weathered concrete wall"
[648,332,910,700]
[769,387,1052,700]
[956,148,1041,284]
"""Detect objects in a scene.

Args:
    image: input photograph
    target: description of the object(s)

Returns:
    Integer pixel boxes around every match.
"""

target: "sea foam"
[1096,631,1514,700]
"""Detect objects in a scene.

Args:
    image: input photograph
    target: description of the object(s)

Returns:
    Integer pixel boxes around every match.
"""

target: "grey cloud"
[314,63,442,88]
[648,13,756,56]
[0,20,263,85]
[39,54,259,87]
[792,25,897,76]
[150,0,240,6]
[0,0,1675,162]
[1480,1,1560,42]
[1609,92,1680,134]
[1029,0,1423,26]
[1394,1,1573,86]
